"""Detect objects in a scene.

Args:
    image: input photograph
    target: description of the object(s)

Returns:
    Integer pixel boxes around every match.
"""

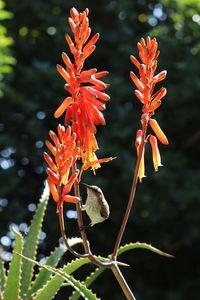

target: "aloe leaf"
[18,253,99,300]
[68,242,173,300]
[0,258,6,295]
[62,256,89,274]
[26,243,66,297]
[27,237,82,297]
[3,229,23,300]
[20,182,50,297]
[69,267,103,300]
[33,271,100,300]
[117,242,174,258]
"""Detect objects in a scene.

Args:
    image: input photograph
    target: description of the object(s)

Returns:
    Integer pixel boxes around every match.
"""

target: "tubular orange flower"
[149,135,162,171]
[130,37,167,114]
[44,124,79,208]
[55,7,110,170]
[135,129,145,182]
[149,118,168,145]
[131,37,168,180]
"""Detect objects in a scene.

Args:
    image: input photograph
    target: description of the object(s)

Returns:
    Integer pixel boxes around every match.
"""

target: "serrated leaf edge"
[117,242,174,258]
[3,228,24,300]
[17,253,100,300]
[27,237,83,297]
[69,267,103,300]
[20,182,49,296]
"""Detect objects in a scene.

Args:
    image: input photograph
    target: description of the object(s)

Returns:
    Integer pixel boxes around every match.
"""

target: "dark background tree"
[0,0,200,299]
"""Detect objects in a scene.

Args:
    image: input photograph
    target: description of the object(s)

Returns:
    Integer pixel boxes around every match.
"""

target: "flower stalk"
[113,36,168,258]
[111,264,136,300]
[112,114,148,260]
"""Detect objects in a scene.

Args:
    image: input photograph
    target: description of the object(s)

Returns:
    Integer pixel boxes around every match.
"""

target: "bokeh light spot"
[36,111,46,120]
[138,14,148,23]
[66,210,77,219]
[47,26,56,35]
[28,203,36,212]
[1,236,11,247]
[19,27,29,36]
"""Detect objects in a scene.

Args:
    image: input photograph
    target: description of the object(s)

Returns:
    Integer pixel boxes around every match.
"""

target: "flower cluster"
[44,125,79,207]
[130,37,168,181]
[45,8,113,207]
[55,7,110,169]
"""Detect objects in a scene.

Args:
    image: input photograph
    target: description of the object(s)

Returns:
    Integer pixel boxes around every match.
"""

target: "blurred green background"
[0,0,200,299]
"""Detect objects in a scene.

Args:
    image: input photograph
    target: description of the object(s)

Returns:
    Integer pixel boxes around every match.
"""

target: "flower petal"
[130,71,144,91]
[83,33,100,52]
[45,140,57,156]
[149,119,169,145]
[137,147,145,183]
[62,52,74,69]
[149,135,163,171]
[130,55,140,69]
[151,87,167,103]
[54,97,72,118]
[135,90,144,103]
[49,130,60,148]
[62,195,80,203]
[44,152,57,172]
[57,64,71,83]
[47,168,59,185]
[62,170,79,195]
[47,179,59,202]
[135,129,143,147]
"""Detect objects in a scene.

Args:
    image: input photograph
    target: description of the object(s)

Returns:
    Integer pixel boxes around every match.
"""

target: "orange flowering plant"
[43,7,173,300]
[54,7,111,171]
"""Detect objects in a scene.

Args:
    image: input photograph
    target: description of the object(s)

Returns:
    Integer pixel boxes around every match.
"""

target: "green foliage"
[0,0,15,96]
[3,229,23,300]
[0,259,6,297]
[26,243,66,297]
[117,242,174,258]
[19,241,171,300]
[69,268,104,300]
[0,184,84,299]
[20,182,50,296]
[21,255,100,300]
[69,242,173,300]
[26,239,83,298]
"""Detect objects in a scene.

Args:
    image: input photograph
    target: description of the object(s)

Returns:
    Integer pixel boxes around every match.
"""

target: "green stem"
[57,195,88,258]
[112,115,148,260]
[72,163,91,254]
[111,264,136,300]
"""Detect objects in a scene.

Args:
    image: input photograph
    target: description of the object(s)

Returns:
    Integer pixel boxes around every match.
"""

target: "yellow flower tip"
[81,156,115,175]
[137,148,145,182]
[139,175,146,183]
[149,135,163,172]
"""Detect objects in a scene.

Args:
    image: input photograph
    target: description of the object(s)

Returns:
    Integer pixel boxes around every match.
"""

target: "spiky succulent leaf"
[0,258,6,296]
[62,256,89,274]
[69,267,103,300]
[26,243,66,297]
[3,228,23,300]
[33,271,100,300]
[20,182,50,297]
[69,242,173,299]
[27,238,82,297]
[18,253,99,300]
[117,242,174,258]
